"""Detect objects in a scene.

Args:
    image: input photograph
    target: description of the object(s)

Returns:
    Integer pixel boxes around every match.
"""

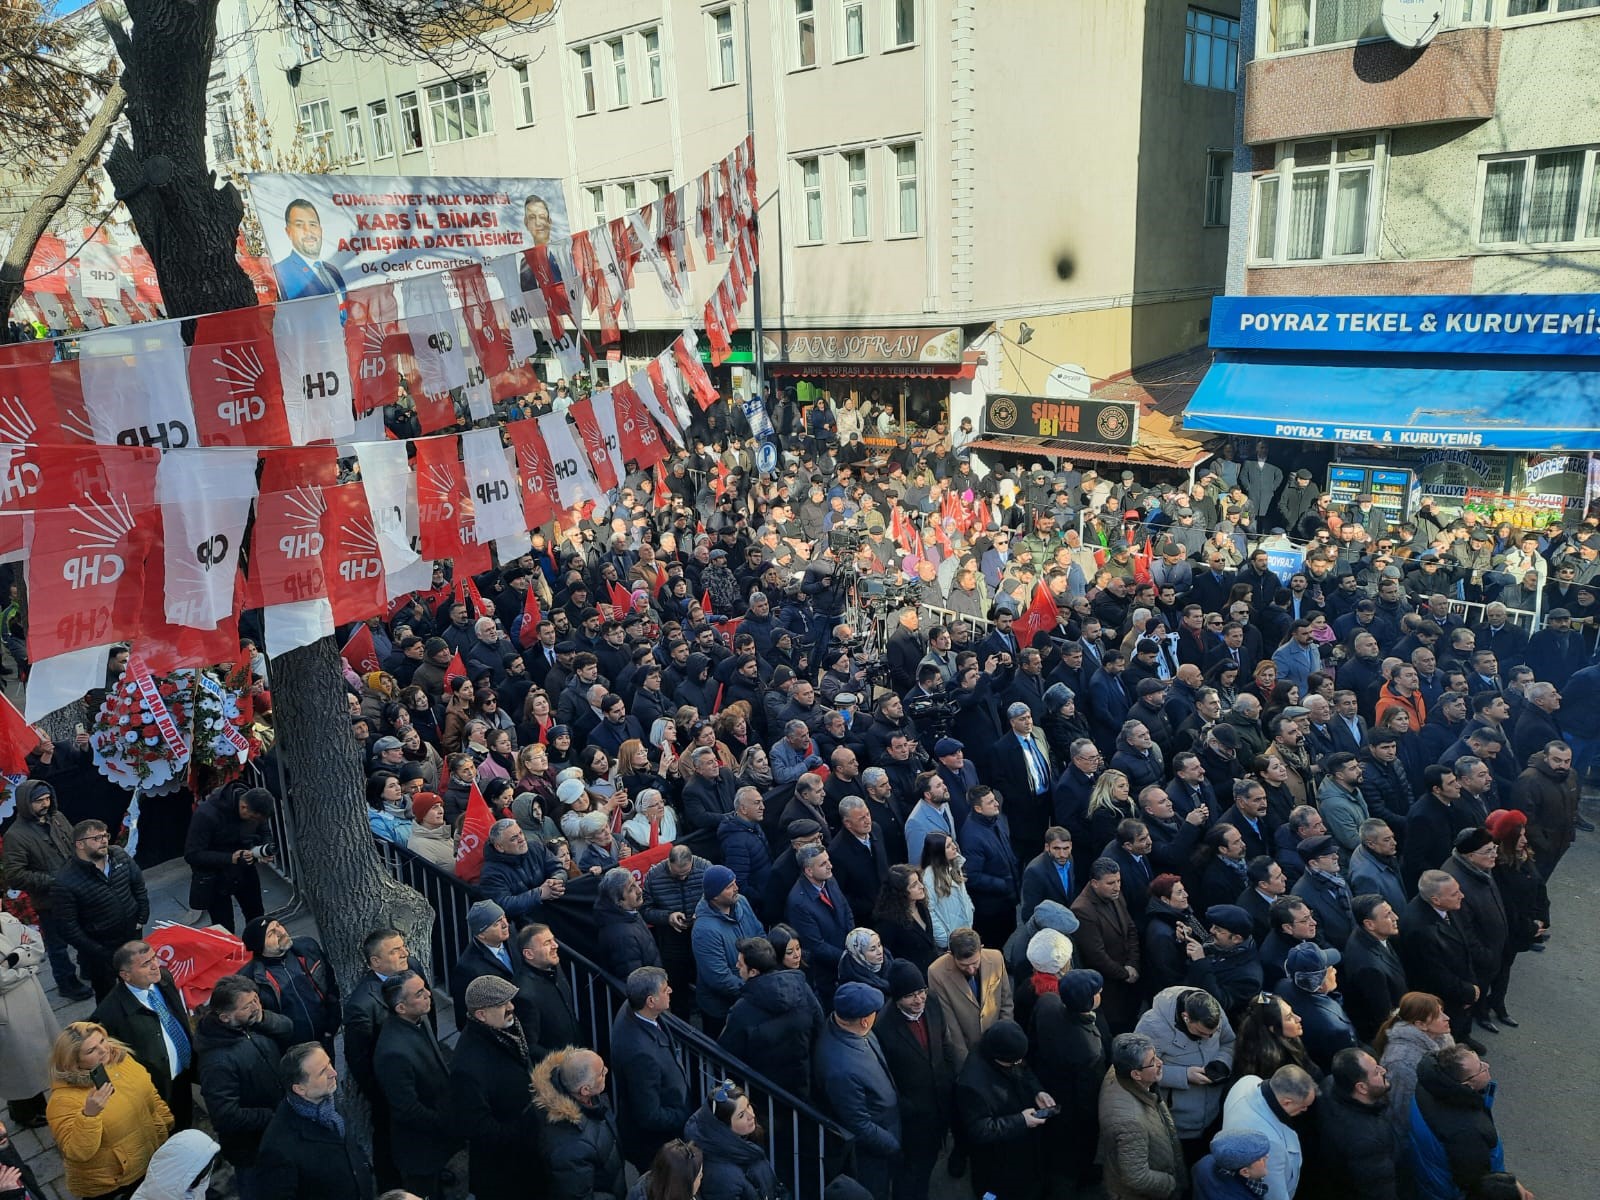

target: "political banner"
[247,173,572,299]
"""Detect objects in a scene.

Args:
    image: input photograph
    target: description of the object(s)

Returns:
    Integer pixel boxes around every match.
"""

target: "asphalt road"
[1473,796,1600,1197]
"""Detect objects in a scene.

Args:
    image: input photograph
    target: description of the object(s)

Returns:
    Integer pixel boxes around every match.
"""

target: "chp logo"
[210,344,269,426]
[278,486,326,559]
[987,396,1018,431]
[0,399,43,504]
[419,462,458,525]
[63,491,134,589]
[335,510,383,583]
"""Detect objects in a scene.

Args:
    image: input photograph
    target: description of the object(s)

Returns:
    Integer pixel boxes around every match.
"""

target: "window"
[575,46,597,114]
[1250,135,1382,262]
[426,73,493,143]
[209,95,236,163]
[282,0,323,62]
[608,38,630,107]
[514,64,536,126]
[397,92,423,151]
[843,150,869,238]
[1186,9,1240,90]
[643,28,665,99]
[653,176,672,201]
[794,0,817,68]
[588,186,606,224]
[1479,146,1600,246]
[621,181,638,211]
[297,99,333,151]
[890,0,916,46]
[710,7,738,85]
[1205,151,1232,226]
[1507,0,1600,18]
[797,157,823,242]
[369,100,395,158]
[841,0,866,56]
[1261,0,1382,54]
[341,107,364,162]
[891,143,919,236]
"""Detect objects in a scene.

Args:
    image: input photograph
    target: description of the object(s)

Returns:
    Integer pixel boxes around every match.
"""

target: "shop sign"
[1417,449,1505,502]
[763,326,963,364]
[981,392,1138,446]
[1211,294,1600,357]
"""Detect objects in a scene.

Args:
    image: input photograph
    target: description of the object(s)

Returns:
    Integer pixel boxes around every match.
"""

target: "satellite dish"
[1380,0,1444,49]
[1044,363,1090,400]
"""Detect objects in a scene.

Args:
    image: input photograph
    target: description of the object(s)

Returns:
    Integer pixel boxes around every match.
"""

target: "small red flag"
[455,782,493,883]
[517,587,543,649]
[445,649,468,689]
[700,588,713,617]
[339,624,379,675]
[0,692,41,775]
[1013,582,1061,650]
[608,580,632,612]
[653,461,672,511]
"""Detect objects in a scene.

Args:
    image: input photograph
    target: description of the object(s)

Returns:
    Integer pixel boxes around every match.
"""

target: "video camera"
[857,575,915,614]
[906,687,960,739]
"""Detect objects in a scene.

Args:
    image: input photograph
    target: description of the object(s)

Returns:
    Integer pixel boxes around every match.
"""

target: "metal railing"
[362,835,854,1199]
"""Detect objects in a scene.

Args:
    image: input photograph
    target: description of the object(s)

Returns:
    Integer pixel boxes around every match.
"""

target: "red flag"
[625,840,673,884]
[505,418,558,529]
[673,336,719,409]
[187,307,291,448]
[445,649,468,690]
[455,782,494,883]
[703,297,732,367]
[343,282,412,416]
[415,436,490,574]
[613,379,667,472]
[700,588,713,616]
[517,586,543,649]
[413,387,457,435]
[322,483,388,625]
[340,623,379,674]
[0,692,40,774]
[460,574,490,622]
[653,461,672,511]
[568,399,619,492]
[449,265,510,378]
[607,580,632,612]
[1013,582,1060,649]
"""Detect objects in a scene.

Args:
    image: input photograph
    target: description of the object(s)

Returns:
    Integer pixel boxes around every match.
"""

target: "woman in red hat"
[1484,809,1550,1028]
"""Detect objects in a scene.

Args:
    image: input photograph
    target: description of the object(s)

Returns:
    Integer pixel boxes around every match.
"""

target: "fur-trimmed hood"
[531,1046,602,1127]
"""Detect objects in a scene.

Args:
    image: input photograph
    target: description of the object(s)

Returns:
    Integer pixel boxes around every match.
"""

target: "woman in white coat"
[0,910,61,1127]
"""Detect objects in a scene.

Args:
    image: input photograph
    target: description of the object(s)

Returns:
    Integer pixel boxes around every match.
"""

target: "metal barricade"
[364,837,854,1199]
[1439,598,1542,632]
[918,602,993,636]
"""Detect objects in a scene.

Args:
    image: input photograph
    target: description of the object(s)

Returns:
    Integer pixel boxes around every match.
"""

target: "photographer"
[183,784,277,934]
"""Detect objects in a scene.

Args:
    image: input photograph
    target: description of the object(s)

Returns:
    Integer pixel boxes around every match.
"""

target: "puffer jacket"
[1097,1067,1186,1199]
[683,1103,781,1200]
[130,1129,221,1200]
[53,847,149,963]
[594,892,662,980]
[531,1048,627,1200]
[641,854,710,927]
[193,1009,294,1166]
[1409,1054,1503,1200]
[716,810,773,905]
[1132,986,1236,1139]
[717,968,825,1099]
[478,840,562,920]
[48,1054,173,1197]
[690,895,765,1019]
[0,781,74,911]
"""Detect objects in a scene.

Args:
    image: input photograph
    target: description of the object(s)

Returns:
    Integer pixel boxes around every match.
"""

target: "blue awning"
[1183,356,1600,451]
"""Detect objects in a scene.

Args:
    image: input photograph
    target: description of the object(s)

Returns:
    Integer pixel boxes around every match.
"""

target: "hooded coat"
[1409,1054,1503,1200]
[531,1048,627,1200]
[130,1129,221,1200]
[0,780,74,911]
[718,968,826,1099]
[683,1103,781,1200]
[0,910,59,1099]
[1133,986,1237,1138]
[192,1008,293,1165]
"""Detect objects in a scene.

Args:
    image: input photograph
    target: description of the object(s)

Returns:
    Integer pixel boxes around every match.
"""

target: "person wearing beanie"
[237,917,341,1059]
[955,1019,1057,1200]
[1484,808,1547,1029]
[1015,926,1074,1033]
[449,900,516,1020]
[815,982,902,1196]
[449,974,539,1200]
[1440,827,1510,1035]
[873,956,957,1200]
[1191,1128,1272,1199]
[689,865,764,1037]
[1002,898,1081,981]
[406,791,458,873]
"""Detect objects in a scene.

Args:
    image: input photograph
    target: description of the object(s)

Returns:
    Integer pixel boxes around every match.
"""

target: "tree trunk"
[99,0,435,983]
[0,79,127,322]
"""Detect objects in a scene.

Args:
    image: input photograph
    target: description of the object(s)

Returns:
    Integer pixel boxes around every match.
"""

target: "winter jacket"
[1029,996,1107,1161]
[1494,854,1549,953]
[1348,846,1406,916]
[716,811,773,907]
[239,938,341,1049]
[47,1054,173,1198]
[1291,869,1356,950]
[449,1017,541,1200]
[1273,981,1357,1073]
[256,1096,376,1200]
[718,968,826,1099]
[1190,1154,1265,1200]
[0,783,74,910]
[1378,1022,1452,1135]
[1220,1076,1301,1200]
[922,867,974,948]
[193,1009,293,1165]
[513,960,580,1059]
[690,895,765,1019]
[956,1026,1053,1200]
[684,1103,781,1200]
[131,1129,221,1200]
[372,1013,461,1175]
[477,840,562,920]
[1305,1076,1399,1200]
[609,1009,691,1169]
[183,784,270,907]
[1510,751,1578,870]
[53,847,149,965]
[1097,1068,1186,1200]
[531,1048,627,1200]
[594,893,662,981]
[1440,853,1508,985]
[1409,1054,1503,1200]
[1133,986,1237,1139]
[813,1019,901,1159]
[407,819,458,871]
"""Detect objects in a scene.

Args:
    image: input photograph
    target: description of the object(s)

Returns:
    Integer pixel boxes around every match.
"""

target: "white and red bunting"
[155,448,258,632]
[321,481,388,624]
[414,434,489,575]
[344,282,411,417]
[483,254,541,363]
[188,307,292,447]
[250,448,336,611]
[505,418,557,529]
[273,293,355,446]
[354,439,420,583]
[460,427,526,548]
[642,357,689,447]
[401,272,467,398]
[79,321,196,451]
[449,264,511,379]
[567,398,618,493]
[673,330,720,409]
[612,377,668,471]
[535,410,598,510]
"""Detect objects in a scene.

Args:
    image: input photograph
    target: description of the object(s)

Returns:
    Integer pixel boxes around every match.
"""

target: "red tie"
[818,887,833,909]
[910,1015,929,1052]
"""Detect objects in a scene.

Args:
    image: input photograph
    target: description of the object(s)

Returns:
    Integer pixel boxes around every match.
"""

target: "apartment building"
[248,0,1235,454]
[1184,0,1600,523]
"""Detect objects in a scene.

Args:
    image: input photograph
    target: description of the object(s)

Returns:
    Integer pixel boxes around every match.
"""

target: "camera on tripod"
[906,688,961,739]
[828,524,863,556]
[857,575,913,614]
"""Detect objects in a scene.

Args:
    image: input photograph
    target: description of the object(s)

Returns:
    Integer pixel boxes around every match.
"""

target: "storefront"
[1183,294,1600,527]
[761,325,980,440]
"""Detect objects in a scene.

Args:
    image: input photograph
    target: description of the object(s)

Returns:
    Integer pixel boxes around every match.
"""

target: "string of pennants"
[0,139,758,721]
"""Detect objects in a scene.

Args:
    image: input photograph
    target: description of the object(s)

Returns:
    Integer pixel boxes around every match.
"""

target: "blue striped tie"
[147,986,191,1074]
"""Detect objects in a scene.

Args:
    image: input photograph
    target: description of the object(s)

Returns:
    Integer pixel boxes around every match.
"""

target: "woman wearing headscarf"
[956,1020,1057,1200]
[1029,969,1108,1195]
[836,928,896,998]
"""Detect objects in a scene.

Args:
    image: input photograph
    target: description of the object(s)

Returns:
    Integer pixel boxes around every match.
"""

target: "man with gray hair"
[1511,680,1562,763]
[1097,1031,1186,1199]
[609,965,689,1170]
[478,818,565,920]
[772,718,825,783]
[1221,1064,1316,1200]
[993,699,1055,862]
[828,796,890,919]
[717,786,772,907]
[1401,869,1481,1047]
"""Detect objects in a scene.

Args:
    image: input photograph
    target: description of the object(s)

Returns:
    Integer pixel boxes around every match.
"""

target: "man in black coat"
[1403,766,1472,892]
[718,937,826,1100]
[373,970,461,1199]
[193,975,293,1191]
[1018,827,1077,923]
[1340,894,1408,1044]
[0,779,91,999]
[341,928,418,1189]
[257,1043,375,1200]
[91,939,196,1129]
[53,819,148,999]
[1400,872,1481,1045]
[875,961,957,1200]
[237,918,341,1060]
[990,702,1056,863]
[1304,1048,1401,1200]
[183,783,276,933]
[828,797,891,920]
[512,922,580,1059]
[609,967,691,1171]
[450,975,543,1200]
[450,900,519,1021]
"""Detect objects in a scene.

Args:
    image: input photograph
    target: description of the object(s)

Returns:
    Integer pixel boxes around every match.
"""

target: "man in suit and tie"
[1018,826,1077,922]
[1189,552,1237,617]
[785,844,855,1006]
[1101,819,1157,919]
[991,702,1056,864]
[979,606,1022,665]
[91,940,198,1129]
[829,798,891,920]
[273,199,347,301]
[1330,689,1368,753]
[1341,894,1407,1044]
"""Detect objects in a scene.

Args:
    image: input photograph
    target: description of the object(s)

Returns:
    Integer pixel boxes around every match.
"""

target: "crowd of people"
[2,423,1591,1200]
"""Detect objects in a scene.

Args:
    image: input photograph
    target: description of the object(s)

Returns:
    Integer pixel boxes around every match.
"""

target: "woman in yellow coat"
[46,1021,173,1199]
